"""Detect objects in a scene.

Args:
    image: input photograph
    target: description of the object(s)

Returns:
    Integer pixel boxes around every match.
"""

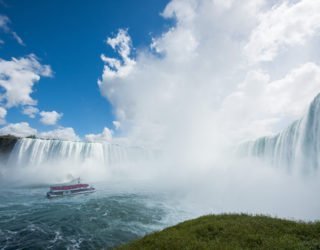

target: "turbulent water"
[239,93,320,171]
[0,182,190,249]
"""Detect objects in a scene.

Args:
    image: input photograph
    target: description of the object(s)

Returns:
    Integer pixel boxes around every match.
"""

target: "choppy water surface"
[0,182,189,249]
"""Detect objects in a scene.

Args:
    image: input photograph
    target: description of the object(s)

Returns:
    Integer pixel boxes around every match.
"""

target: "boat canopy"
[50,183,89,191]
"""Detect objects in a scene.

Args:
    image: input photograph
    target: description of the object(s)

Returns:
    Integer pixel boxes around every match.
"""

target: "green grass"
[117,214,320,250]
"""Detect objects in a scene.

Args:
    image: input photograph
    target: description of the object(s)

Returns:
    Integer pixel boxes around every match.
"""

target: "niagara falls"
[1,0,320,249]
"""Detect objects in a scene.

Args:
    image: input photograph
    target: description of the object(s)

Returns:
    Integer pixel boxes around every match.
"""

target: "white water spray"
[240,93,320,172]
[1,138,153,185]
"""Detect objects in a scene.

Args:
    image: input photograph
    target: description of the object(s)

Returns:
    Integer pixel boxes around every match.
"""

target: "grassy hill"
[117,214,320,250]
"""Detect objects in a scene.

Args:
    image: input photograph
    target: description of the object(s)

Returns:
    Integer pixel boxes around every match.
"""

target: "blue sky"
[1,0,320,144]
[0,0,170,137]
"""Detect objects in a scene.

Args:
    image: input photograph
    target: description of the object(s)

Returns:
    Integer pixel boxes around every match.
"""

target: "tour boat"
[46,178,95,198]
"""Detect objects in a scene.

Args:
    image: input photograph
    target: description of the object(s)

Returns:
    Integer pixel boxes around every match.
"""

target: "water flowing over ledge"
[0,137,154,185]
[7,138,153,167]
[239,93,320,170]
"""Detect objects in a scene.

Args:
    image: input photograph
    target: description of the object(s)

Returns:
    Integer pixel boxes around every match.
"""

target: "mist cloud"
[99,0,320,156]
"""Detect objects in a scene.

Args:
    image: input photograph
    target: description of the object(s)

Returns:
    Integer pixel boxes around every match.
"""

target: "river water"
[0,182,190,249]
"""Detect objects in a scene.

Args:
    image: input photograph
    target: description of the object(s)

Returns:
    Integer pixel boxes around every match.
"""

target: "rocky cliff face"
[0,135,18,162]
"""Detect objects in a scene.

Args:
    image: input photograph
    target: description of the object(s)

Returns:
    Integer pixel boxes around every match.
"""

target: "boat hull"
[46,188,95,199]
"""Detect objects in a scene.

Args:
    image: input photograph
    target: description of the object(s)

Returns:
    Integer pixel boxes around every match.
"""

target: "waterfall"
[240,93,320,170]
[0,137,153,184]
[7,138,152,167]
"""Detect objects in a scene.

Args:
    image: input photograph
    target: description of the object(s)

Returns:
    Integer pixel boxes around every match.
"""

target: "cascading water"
[240,93,320,170]
[0,138,153,184]
[7,138,150,167]
[8,138,105,166]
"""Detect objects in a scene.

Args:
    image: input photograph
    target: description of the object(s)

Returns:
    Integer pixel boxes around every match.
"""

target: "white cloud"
[220,62,320,140]
[39,127,80,141]
[0,14,25,46]
[245,0,320,62]
[112,120,121,130]
[39,110,63,125]
[0,122,37,137]
[0,106,6,124]
[98,29,135,83]
[85,127,113,143]
[0,15,10,32]
[22,106,39,118]
[161,0,197,25]
[11,31,25,46]
[264,63,320,118]
[0,122,79,141]
[0,54,52,107]
[98,0,320,156]
[0,18,51,123]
